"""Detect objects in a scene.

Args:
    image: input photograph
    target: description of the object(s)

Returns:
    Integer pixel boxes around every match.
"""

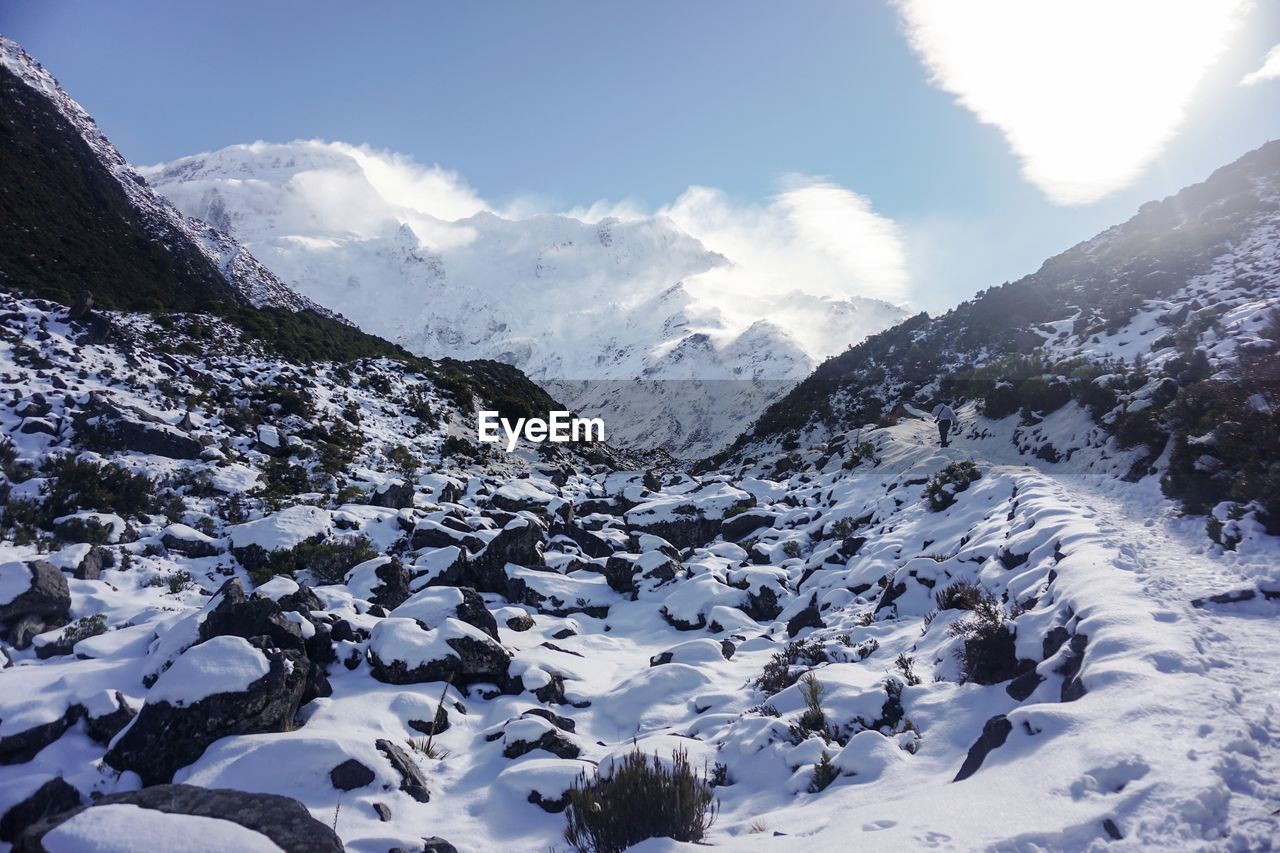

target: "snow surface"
[42,803,283,853]
[146,636,270,706]
[0,560,32,607]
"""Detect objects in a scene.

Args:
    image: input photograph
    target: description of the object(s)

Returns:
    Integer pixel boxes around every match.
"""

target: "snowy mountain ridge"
[0,39,327,316]
[143,141,908,457]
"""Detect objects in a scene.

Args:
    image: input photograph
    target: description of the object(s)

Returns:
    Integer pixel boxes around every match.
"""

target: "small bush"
[948,591,1020,684]
[808,750,838,793]
[253,536,379,585]
[42,457,155,520]
[62,614,107,644]
[894,653,922,686]
[386,444,420,480]
[933,579,985,611]
[754,638,828,695]
[923,461,981,511]
[789,673,834,744]
[563,748,718,853]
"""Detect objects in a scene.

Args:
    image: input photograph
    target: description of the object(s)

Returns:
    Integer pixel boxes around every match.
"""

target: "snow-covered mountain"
[0,39,325,316]
[714,138,1280,544]
[1,37,1279,852]
[142,142,907,457]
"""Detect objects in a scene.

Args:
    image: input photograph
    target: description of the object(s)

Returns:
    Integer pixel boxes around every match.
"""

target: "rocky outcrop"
[370,481,415,510]
[953,715,1013,782]
[14,785,344,853]
[73,396,203,459]
[375,739,430,803]
[0,778,81,843]
[0,561,71,649]
[104,644,308,785]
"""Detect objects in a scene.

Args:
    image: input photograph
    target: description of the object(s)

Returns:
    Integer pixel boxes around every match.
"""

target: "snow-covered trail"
[898,406,1280,843]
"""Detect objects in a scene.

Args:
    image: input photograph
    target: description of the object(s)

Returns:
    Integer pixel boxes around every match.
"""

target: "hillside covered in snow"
[142,142,907,457]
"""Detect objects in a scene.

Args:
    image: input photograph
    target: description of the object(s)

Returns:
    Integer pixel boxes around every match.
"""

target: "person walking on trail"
[931,402,957,447]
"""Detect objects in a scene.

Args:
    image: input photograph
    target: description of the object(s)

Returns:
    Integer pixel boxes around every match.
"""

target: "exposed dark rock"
[199,579,305,654]
[841,536,867,556]
[953,714,1013,782]
[522,707,576,733]
[998,549,1030,570]
[1042,625,1070,659]
[329,758,376,791]
[408,703,450,737]
[74,397,203,459]
[661,608,707,631]
[410,521,484,553]
[0,706,81,765]
[505,613,535,632]
[104,646,308,785]
[1,561,71,647]
[1191,588,1259,607]
[502,728,580,760]
[0,777,81,843]
[463,519,546,595]
[372,802,391,822]
[454,587,500,641]
[370,628,511,688]
[744,585,782,621]
[874,579,908,615]
[161,529,223,558]
[276,584,325,616]
[555,524,613,558]
[83,691,135,744]
[419,838,459,853]
[370,481,415,510]
[1057,634,1089,702]
[786,596,825,638]
[1005,668,1043,701]
[73,546,109,580]
[375,739,430,803]
[720,509,777,542]
[14,784,344,853]
[528,790,570,813]
[366,557,412,610]
[603,555,640,597]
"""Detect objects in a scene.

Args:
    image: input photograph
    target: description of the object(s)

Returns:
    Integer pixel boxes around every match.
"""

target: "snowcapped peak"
[144,138,908,454]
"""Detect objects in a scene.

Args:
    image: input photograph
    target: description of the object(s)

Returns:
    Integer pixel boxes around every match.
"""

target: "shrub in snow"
[563,747,718,853]
[754,638,828,696]
[947,591,1024,685]
[808,749,838,793]
[789,672,835,745]
[250,535,378,585]
[42,456,154,521]
[923,461,981,511]
[933,579,986,612]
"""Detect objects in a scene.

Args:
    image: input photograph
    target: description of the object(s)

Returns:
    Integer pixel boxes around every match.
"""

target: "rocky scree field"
[0,288,1278,851]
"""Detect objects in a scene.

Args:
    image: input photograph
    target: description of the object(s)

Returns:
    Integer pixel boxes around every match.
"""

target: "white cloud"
[154,140,909,308]
[333,143,489,222]
[659,178,909,306]
[1241,43,1280,85]
[895,0,1251,205]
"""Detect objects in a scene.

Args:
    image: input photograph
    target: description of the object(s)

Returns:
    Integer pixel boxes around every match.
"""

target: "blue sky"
[4,0,1280,312]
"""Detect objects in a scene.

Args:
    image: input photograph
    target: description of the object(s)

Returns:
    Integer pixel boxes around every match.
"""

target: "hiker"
[931,402,956,447]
